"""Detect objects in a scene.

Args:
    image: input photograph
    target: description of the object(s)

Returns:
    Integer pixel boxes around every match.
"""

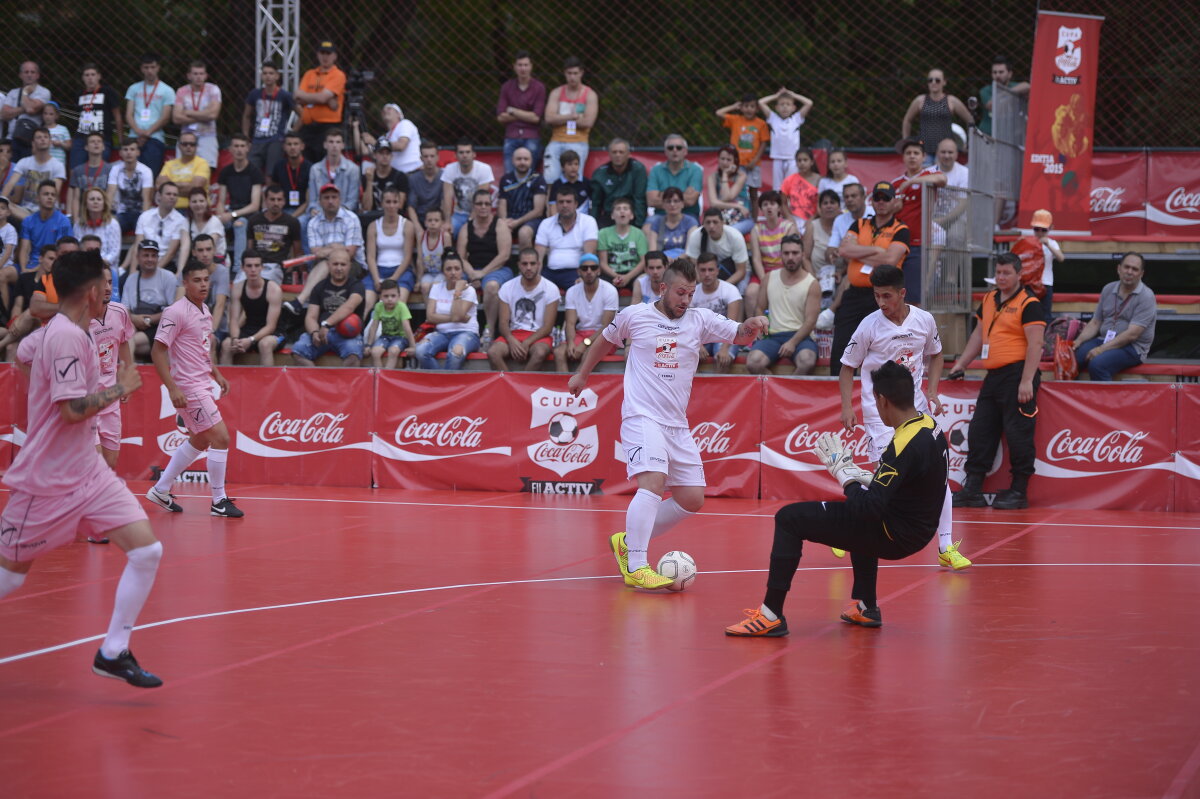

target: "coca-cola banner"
[1145,153,1200,237]
[372,371,529,492]
[1020,11,1105,233]
[230,367,373,486]
[1176,385,1200,513]
[1031,382,1176,510]
[1091,152,1146,236]
[759,378,862,502]
[0,365,20,470]
[685,377,764,497]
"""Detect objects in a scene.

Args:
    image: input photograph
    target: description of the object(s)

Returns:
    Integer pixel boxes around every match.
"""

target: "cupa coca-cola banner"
[2,366,1197,510]
[1020,10,1105,233]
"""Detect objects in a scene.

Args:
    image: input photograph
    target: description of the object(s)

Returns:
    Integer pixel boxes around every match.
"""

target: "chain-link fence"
[5,0,1198,153]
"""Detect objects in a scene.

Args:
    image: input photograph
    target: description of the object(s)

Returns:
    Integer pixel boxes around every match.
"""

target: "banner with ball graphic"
[1018,10,1105,233]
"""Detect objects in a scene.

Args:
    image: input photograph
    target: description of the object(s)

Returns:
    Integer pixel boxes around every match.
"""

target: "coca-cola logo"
[259,411,348,444]
[1090,186,1125,214]
[1046,429,1147,464]
[395,415,485,449]
[783,423,870,458]
[691,422,734,455]
[530,441,596,464]
[1165,187,1200,215]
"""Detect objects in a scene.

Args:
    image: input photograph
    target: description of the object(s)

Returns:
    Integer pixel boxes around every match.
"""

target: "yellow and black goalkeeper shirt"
[843,413,948,546]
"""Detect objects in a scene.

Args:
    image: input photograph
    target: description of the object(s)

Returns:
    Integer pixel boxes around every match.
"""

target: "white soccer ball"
[656,550,697,592]
[816,308,835,330]
[547,412,579,445]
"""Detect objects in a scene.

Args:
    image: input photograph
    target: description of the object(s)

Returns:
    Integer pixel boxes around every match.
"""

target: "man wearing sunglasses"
[948,252,1046,510]
[555,252,618,374]
[646,135,703,219]
[156,133,210,210]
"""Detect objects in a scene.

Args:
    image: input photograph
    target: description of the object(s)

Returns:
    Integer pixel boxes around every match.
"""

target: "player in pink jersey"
[91,268,135,471]
[146,259,244,518]
[1,250,164,687]
[569,255,767,589]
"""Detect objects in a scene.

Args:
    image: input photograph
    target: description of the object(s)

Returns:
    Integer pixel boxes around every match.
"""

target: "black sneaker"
[952,489,987,508]
[282,299,305,315]
[211,498,245,518]
[992,489,1029,510]
[146,486,183,512]
[92,649,163,688]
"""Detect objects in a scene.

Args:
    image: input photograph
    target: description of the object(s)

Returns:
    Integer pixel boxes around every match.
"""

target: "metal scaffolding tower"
[256,0,301,90]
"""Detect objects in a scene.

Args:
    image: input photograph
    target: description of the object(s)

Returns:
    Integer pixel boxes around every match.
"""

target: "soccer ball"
[656,551,697,592]
[547,412,579,445]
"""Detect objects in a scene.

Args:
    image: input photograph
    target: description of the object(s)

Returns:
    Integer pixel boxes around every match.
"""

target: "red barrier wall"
[1,366,1196,510]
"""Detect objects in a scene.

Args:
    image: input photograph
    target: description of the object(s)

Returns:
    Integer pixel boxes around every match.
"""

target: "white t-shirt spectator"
[12,156,67,212]
[602,303,738,427]
[817,175,862,207]
[427,280,479,335]
[3,85,52,140]
[0,222,17,267]
[692,279,742,318]
[107,162,155,215]
[441,161,495,215]
[190,215,227,259]
[498,275,559,332]
[73,218,122,267]
[383,118,421,173]
[767,111,804,162]
[535,213,599,272]
[684,225,749,265]
[135,207,187,246]
[175,83,222,138]
[565,279,619,331]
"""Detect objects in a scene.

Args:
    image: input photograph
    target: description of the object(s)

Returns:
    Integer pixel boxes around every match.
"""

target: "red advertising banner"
[229,367,374,486]
[0,365,20,470]
[1019,11,1105,233]
[1090,152,1146,236]
[372,371,530,492]
[1175,384,1200,513]
[1030,382,1176,510]
[759,379,861,502]
[685,376,764,497]
[1145,152,1200,237]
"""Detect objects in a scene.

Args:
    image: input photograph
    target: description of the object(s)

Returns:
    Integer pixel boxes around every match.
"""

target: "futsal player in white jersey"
[0,250,164,687]
[838,263,970,569]
[568,256,768,588]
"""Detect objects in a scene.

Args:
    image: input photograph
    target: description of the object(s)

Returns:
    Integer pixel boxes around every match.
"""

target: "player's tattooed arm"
[61,385,127,422]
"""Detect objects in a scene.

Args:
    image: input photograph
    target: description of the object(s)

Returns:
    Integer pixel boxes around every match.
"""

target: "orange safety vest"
[847,216,909,288]
[977,286,1045,368]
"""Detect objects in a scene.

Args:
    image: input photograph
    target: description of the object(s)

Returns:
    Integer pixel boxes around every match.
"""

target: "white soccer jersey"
[603,303,738,427]
[564,279,619,331]
[841,305,942,425]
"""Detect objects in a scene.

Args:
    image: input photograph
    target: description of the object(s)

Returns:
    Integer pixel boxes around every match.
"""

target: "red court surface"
[2,483,1199,798]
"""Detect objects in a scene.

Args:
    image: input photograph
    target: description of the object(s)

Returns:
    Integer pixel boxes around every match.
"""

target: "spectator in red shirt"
[496,50,547,176]
[891,138,946,306]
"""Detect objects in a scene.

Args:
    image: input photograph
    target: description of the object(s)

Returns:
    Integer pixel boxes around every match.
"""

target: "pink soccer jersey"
[90,302,135,388]
[3,314,107,494]
[155,296,214,397]
[15,326,47,366]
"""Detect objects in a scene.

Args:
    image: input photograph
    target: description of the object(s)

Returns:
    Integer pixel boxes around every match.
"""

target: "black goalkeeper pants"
[768,500,932,608]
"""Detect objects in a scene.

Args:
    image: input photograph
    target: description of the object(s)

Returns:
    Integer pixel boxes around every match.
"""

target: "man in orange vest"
[294,41,346,163]
[948,253,1046,509]
[829,181,910,370]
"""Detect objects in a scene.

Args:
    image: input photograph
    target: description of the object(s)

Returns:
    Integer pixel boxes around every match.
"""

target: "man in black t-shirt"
[243,185,301,284]
[360,140,409,227]
[291,246,364,366]
[71,64,123,167]
[217,133,265,276]
[725,362,949,636]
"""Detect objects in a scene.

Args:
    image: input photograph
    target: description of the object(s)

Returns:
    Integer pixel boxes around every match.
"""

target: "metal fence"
[4,0,1198,154]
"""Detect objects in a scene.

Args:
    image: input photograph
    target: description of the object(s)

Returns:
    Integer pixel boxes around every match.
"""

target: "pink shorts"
[181,392,222,435]
[97,402,122,450]
[0,467,147,563]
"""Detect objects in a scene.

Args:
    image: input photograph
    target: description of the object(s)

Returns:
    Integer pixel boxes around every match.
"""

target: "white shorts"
[864,418,892,464]
[620,415,706,487]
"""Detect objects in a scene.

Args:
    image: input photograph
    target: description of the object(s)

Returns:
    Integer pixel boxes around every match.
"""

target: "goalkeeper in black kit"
[725,361,948,636]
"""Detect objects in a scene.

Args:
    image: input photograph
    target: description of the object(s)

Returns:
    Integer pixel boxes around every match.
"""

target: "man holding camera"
[294,41,346,164]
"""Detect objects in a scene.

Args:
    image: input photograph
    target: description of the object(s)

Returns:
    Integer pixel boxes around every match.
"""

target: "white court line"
[3,562,1197,667]
[150,490,1200,531]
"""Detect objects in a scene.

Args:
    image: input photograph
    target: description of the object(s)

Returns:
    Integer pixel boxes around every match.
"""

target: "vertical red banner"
[1019,10,1105,232]
[684,376,764,497]
[0,364,21,471]
[759,379,865,502]
[1176,384,1200,513]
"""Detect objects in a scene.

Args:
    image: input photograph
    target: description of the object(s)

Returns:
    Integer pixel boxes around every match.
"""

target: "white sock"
[154,441,202,493]
[0,567,27,599]
[207,448,229,503]
[101,541,163,659]
[759,603,778,621]
[650,497,695,540]
[624,488,661,571]
[938,484,954,553]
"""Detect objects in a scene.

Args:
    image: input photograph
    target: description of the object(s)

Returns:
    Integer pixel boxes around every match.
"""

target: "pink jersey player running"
[145,260,244,518]
[568,255,768,589]
[0,250,164,687]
